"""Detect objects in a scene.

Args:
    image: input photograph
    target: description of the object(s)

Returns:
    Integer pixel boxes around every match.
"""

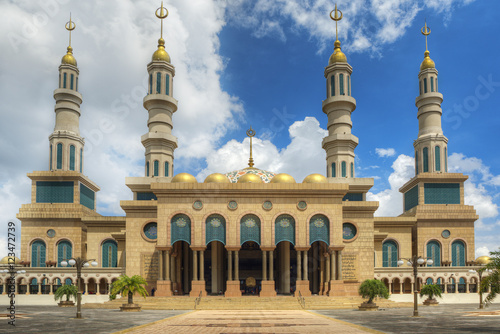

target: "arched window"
[426,277,433,285]
[31,240,46,267]
[423,78,428,93]
[102,239,118,268]
[275,214,295,245]
[56,143,63,169]
[435,78,438,92]
[240,214,261,245]
[76,77,78,91]
[146,162,150,177]
[350,162,354,178]
[149,74,152,94]
[341,161,347,177]
[57,240,72,267]
[415,151,419,175]
[382,240,398,267]
[423,147,429,173]
[206,214,226,245]
[451,240,466,266]
[153,160,159,177]
[65,278,72,285]
[165,74,170,95]
[309,214,329,245]
[156,72,161,94]
[435,146,441,171]
[426,240,441,267]
[59,73,61,88]
[70,74,74,90]
[50,145,53,170]
[419,81,422,95]
[164,161,169,177]
[171,215,191,244]
[69,145,75,171]
[339,73,345,95]
[80,148,83,172]
[430,77,434,92]
[331,162,336,177]
[63,73,67,89]
[444,147,447,172]
[347,75,351,96]
[330,75,335,96]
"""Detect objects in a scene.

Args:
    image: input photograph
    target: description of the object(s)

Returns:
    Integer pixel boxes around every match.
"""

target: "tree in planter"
[420,284,442,305]
[110,275,148,311]
[481,249,500,307]
[358,279,390,310]
[54,284,78,306]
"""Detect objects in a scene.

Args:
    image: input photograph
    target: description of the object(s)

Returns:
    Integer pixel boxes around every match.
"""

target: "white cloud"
[475,246,490,258]
[375,148,396,157]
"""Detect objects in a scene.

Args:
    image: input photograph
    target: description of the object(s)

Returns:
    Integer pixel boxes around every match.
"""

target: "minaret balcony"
[322,95,356,114]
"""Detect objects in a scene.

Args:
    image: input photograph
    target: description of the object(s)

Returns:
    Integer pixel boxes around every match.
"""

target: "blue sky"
[0,0,499,259]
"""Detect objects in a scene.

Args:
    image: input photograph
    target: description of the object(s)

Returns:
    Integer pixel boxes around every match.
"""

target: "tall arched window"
[415,151,419,175]
[275,214,295,245]
[419,81,422,95]
[63,73,67,88]
[50,145,53,170]
[339,73,345,95]
[57,240,72,267]
[330,75,335,96]
[309,214,329,245]
[156,72,161,94]
[423,78,428,93]
[382,240,398,267]
[350,162,354,178]
[31,240,46,267]
[347,75,351,96]
[331,162,336,177]
[102,239,118,268]
[165,74,170,95]
[146,162,150,177]
[341,161,347,177]
[80,148,83,172]
[149,74,152,94]
[435,146,441,171]
[426,240,441,267]
[70,74,74,90]
[436,78,438,92]
[165,161,169,177]
[56,143,63,169]
[451,240,466,266]
[240,214,261,245]
[430,77,434,92]
[444,147,447,172]
[153,160,159,177]
[423,147,429,173]
[69,145,75,171]
[206,214,226,245]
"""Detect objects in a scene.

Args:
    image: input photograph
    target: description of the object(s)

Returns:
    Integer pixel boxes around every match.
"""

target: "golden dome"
[420,50,435,70]
[475,256,491,265]
[204,173,230,183]
[302,173,328,183]
[152,38,171,63]
[171,173,197,183]
[329,40,347,65]
[270,173,296,183]
[237,173,263,183]
[61,46,77,66]
[0,256,21,265]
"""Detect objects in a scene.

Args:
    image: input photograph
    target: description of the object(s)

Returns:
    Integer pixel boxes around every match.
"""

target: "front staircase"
[83,295,412,310]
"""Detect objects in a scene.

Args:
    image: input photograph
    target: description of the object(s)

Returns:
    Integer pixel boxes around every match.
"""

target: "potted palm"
[54,284,78,307]
[420,284,442,305]
[110,275,149,312]
[358,279,390,311]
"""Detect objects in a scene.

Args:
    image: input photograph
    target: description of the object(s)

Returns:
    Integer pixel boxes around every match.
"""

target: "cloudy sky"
[1,0,499,259]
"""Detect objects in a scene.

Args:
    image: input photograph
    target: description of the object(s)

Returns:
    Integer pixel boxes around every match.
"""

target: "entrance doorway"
[239,241,262,295]
[171,240,192,295]
[308,241,329,295]
[274,241,297,295]
[204,241,227,295]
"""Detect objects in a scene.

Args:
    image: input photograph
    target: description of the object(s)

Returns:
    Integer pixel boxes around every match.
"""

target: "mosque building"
[8,4,484,298]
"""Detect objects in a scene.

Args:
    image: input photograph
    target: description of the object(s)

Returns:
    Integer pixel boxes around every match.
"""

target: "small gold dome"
[152,38,171,62]
[329,40,347,65]
[171,173,197,183]
[61,46,77,66]
[302,173,328,183]
[237,173,263,183]
[270,173,296,183]
[0,256,21,265]
[204,173,230,183]
[420,50,435,70]
[475,256,491,265]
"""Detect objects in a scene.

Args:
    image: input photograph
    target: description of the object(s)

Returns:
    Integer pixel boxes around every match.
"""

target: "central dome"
[225,167,275,183]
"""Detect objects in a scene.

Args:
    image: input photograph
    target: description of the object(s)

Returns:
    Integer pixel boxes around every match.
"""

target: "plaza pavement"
[1,304,500,333]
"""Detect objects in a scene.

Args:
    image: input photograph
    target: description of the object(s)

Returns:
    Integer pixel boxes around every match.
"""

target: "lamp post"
[397,255,433,317]
[469,268,492,309]
[61,257,97,319]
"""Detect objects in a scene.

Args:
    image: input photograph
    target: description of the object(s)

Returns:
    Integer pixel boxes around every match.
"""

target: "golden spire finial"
[152,2,171,62]
[420,20,435,70]
[61,13,77,66]
[421,20,431,51]
[328,4,347,64]
[246,126,256,168]
[155,1,169,39]
[330,3,343,42]
[65,13,75,48]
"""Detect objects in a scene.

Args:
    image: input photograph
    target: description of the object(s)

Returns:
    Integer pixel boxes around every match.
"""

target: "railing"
[297,290,305,309]
[194,290,202,309]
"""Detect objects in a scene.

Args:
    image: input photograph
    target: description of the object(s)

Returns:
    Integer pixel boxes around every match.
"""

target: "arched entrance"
[205,214,227,295]
[171,241,192,295]
[274,214,297,295]
[239,241,262,295]
[87,278,97,294]
[308,241,329,295]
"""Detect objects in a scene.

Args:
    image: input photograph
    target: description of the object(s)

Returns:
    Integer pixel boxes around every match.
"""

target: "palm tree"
[54,284,78,304]
[110,275,149,305]
[481,249,500,307]
[420,284,442,304]
[358,279,389,308]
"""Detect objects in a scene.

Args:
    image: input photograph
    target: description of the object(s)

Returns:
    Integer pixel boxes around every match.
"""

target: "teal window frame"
[206,214,226,245]
[165,74,170,95]
[436,78,438,92]
[69,145,75,171]
[146,162,150,177]
[80,148,83,172]
[57,240,72,267]
[153,160,159,176]
[102,239,118,268]
[444,147,447,171]
[404,185,419,211]
[331,162,336,177]
[156,72,161,94]
[31,240,46,267]
[56,143,63,169]
[164,161,169,177]
[350,162,354,177]
[426,240,441,267]
[70,74,74,90]
[435,146,441,171]
[341,161,346,177]
[431,77,434,92]
[80,183,95,210]
[50,145,53,170]
[347,75,350,96]
[415,151,419,175]
[451,240,466,266]
[423,147,429,172]
[76,77,78,91]
[63,73,67,88]
[423,78,428,93]
[339,73,344,95]
[330,75,335,96]
[149,74,152,94]
[382,240,398,267]
[419,81,422,95]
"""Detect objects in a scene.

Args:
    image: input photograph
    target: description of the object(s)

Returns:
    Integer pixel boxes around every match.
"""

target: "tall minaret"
[141,2,178,178]
[48,15,85,172]
[322,5,358,179]
[413,22,448,175]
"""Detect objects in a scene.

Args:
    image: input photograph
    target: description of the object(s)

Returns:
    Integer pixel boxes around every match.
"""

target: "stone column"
[183,243,189,294]
[399,281,403,294]
[389,281,392,293]
[84,282,88,294]
[312,243,318,293]
[303,250,308,280]
[200,250,205,281]
[262,250,267,280]
[235,250,239,281]
[228,251,233,281]
[158,250,164,281]
[455,282,458,294]
[325,252,330,282]
[107,283,111,294]
[331,251,336,280]
[171,251,176,284]
[166,250,171,281]
[297,251,302,281]
[411,281,414,293]
[38,282,42,295]
[212,243,218,293]
[193,250,198,281]
[444,282,448,294]
[466,282,469,293]
[319,247,325,294]
[269,250,274,281]
[2,283,7,294]
[337,251,343,280]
